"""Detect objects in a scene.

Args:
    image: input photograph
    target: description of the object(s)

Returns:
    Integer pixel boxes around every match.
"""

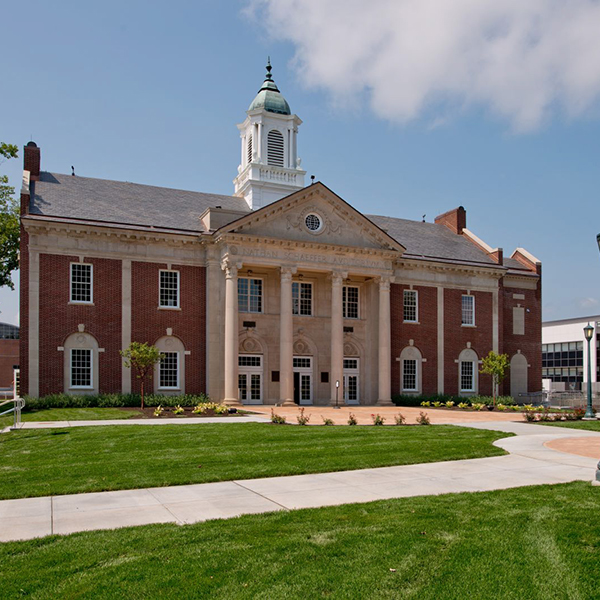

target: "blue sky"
[2,0,600,326]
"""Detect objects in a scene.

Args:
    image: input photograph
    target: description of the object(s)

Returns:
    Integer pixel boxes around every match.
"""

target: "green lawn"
[0,423,509,500]
[1,482,598,599]
[536,420,600,432]
[0,407,140,430]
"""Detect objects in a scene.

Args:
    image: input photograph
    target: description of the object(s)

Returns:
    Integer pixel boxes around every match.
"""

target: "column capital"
[329,270,348,285]
[280,266,297,282]
[378,275,395,292]
[221,259,242,279]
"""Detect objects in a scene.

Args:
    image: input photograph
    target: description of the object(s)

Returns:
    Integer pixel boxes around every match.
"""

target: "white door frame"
[238,354,263,405]
[343,357,360,405]
[293,356,313,405]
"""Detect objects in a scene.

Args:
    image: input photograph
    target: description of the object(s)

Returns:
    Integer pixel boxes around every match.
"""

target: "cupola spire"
[234,59,306,210]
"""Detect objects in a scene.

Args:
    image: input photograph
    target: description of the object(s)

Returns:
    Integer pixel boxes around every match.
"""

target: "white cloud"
[248,0,600,131]
[579,297,599,308]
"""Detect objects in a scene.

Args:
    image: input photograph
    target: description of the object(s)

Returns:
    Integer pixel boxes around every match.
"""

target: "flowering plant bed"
[123,406,250,419]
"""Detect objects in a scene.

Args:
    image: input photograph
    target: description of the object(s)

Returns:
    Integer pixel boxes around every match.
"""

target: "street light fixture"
[334,380,340,409]
[583,323,595,420]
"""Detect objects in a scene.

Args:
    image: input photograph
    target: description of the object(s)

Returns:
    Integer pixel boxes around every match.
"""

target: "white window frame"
[461,294,475,326]
[70,262,93,304]
[343,285,360,319]
[460,360,475,392]
[238,277,264,314]
[158,270,180,309]
[158,351,180,390]
[403,289,418,323]
[402,358,418,392]
[70,348,93,389]
[292,281,313,316]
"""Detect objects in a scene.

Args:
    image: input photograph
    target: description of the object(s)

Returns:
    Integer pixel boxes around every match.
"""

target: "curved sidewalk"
[1,422,598,543]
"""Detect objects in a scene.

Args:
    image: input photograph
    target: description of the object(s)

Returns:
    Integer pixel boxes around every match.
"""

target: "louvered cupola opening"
[267,129,284,167]
[247,134,253,165]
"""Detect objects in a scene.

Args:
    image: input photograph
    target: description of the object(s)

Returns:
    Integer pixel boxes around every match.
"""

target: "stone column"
[222,261,240,405]
[330,271,345,405]
[378,276,394,406]
[206,249,222,401]
[280,267,295,405]
[28,250,40,398]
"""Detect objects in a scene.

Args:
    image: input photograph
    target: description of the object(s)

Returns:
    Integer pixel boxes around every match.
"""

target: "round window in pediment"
[305,213,323,233]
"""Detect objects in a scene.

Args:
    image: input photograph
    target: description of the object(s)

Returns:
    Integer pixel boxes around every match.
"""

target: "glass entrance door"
[343,358,360,405]
[293,356,312,405]
[238,355,262,405]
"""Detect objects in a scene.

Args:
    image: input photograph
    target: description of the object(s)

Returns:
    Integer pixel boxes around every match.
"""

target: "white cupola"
[233,59,306,210]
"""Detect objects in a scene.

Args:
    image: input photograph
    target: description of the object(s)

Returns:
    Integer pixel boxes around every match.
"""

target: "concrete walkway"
[5,414,269,432]
[1,421,598,543]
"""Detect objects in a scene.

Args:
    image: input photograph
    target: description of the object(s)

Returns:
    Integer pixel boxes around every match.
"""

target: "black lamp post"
[334,380,340,409]
[583,323,595,420]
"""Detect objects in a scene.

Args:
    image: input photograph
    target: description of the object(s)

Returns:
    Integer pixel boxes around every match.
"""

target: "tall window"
[403,290,418,322]
[402,359,417,391]
[267,130,284,166]
[238,278,263,313]
[159,270,180,308]
[343,286,359,319]
[70,348,92,388]
[70,263,93,303]
[159,352,179,389]
[460,361,475,392]
[292,281,312,316]
[461,295,475,326]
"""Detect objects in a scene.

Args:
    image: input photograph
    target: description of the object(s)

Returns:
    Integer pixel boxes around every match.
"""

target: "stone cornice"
[22,215,204,246]
[396,256,506,279]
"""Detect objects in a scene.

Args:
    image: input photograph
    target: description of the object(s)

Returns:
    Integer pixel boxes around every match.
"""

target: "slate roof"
[367,214,496,265]
[31,172,250,233]
[29,172,534,272]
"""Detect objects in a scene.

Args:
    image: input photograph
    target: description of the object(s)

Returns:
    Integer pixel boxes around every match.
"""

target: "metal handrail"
[0,397,25,430]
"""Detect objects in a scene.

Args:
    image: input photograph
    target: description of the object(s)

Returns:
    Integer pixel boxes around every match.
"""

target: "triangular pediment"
[215,183,406,254]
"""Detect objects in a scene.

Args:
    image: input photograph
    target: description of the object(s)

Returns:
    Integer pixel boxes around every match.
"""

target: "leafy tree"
[0,142,19,289]
[480,351,510,406]
[120,342,162,409]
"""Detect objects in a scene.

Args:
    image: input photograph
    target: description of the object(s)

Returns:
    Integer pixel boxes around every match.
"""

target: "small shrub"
[458,402,470,410]
[416,411,430,425]
[371,413,386,426]
[573,407,586,420]
[420,401,431,408]
[394,413,406,425]
[270,409,287,424]
[523,408,537,422]
[537,408,551,422]
[511,405,521,411]
[322,417,334,426]
[552,413,564,422]
[496,404,507,411]
[432,401,442,408]
[347,413,358,426]
[173,405,184,415]
[153,405,164,417]
[472,402,485,411]
[445,401,455,408]
[296,407,311,425]
[496,396,515,406]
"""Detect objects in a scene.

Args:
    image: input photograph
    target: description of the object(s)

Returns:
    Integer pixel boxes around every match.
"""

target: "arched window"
[267,129,284,166]
[400,346,423,394]
[63,332,99,395]
[247,134,253,165]
[154,336,186,394]
[458,348,479,395]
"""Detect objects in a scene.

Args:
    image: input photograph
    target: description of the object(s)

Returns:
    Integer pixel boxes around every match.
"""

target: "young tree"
[0,143,19,289]
[120,342,162,409]
[480,351,510,406]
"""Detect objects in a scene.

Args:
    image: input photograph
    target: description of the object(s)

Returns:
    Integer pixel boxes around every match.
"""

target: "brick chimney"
[23,141,40,181]
[435,206,466,235]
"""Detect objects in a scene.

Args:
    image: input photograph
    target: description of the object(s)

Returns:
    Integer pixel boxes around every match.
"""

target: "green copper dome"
[248,59,291,115]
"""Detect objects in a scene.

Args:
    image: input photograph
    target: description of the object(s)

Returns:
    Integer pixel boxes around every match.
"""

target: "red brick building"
[18,65,541,404]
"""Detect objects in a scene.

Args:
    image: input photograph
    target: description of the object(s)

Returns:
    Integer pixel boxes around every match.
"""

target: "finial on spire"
[266,57,273,80]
